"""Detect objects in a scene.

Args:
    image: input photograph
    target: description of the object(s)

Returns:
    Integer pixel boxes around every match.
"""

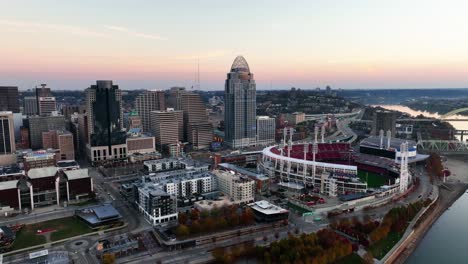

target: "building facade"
[23,97,38,116]
[256,116,276,146]
[26,115,66,150]
[0,112,16,166]
[134,91,166,133]
[38,97,57,116]
[134,184,178,226]
[213,170,255,204]
[42,130,75,161]
[150,110,183,151]
[224,56,257,148]
[85,80,126,163]
[179,92,212,150]
[0,87,20,113]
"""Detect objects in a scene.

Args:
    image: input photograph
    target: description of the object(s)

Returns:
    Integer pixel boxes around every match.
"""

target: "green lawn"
[368,231,403,260]
[11,216,93,251]
[11,227,46,250]
[287,201,312,214]
[49,217,93,241]
[358,170,388,188]
[334,253,366,264]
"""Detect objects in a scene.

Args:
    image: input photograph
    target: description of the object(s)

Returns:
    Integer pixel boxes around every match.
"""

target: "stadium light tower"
[399,142,409,193]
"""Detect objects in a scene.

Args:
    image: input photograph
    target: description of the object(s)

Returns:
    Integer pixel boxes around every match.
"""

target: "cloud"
[0,19,108,37]
[103,25,167,40]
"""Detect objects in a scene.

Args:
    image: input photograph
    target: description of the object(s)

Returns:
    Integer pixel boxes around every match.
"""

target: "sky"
[1,0,468,91]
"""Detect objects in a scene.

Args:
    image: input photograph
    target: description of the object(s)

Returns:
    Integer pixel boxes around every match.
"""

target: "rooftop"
[64,169,89,180]
[360,136,417,150]
[248,200,289,215]
[231,55,250,72]
[76,204,122,226]
[0,180,18,190]
[28,167,58,179]
[218,163,269,181]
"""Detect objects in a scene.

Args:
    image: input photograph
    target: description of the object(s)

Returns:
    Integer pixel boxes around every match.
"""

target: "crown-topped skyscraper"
[224,56,257,148]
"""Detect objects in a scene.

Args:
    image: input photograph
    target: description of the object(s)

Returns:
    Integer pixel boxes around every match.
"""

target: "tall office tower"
[85,80,126,163]
[35,84,52,98]
[134,90,166,133]
[24,96,38,115]
[35,84,54,115]
[0,86,20,113]
[0,112,17,165]
[166,87,186,109]
[150,110,183,151]
[373,110,397,136]
[42,130,75,161]
[256,116,276,146]
[77,113,88,155]
[26,115,66,149]
[179,92,213,149]
[224,56,257,148]
[38,97,57,115]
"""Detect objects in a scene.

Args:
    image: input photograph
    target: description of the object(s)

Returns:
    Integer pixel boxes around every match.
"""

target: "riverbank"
[387,182,468,264]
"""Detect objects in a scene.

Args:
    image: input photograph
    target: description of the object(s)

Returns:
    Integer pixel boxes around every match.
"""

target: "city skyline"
[2,0,468,90]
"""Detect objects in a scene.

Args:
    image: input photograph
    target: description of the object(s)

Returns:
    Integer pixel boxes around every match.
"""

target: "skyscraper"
[256,116,276,146]
[38,97,57,115]
[35,84,56,116]
[0,86,20,113]
[0,111,17,165]
[177,92,213,150]
[23,96,38,116]
[85,80,126,162]
[150,110,183,151]
[224,56,257,148]
[134,90,166,133]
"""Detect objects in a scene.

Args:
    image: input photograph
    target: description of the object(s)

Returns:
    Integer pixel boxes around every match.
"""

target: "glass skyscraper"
[224,56,257,148]
[85,80,127,162]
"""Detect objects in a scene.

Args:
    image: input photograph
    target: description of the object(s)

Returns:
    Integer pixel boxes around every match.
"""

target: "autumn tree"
[102,253,116,264]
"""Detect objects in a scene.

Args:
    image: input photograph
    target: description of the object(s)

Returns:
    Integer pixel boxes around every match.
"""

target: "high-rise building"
[224,56,257,148]
[23,96,38,116]
[0,112,17,166]
[166,87,186,109]
[150,110,183,151]
[42,130,75,161]
[134,91,166,133]
[373,110,397,136]
[179,92,212,150]
[85,80,126,163]
[0,86,20,113]
[38,97,57,115]
[35,84,52,98]
[34,84,55,116]
[26,115,66,149]
[256,116,276,146]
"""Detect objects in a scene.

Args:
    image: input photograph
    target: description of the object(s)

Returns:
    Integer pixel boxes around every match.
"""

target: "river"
[377,105,468,263]
[376,104,468,141]
[405,191,468,263]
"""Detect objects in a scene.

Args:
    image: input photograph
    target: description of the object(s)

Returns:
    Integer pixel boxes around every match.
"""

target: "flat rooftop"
[76,204,122,225]
[360,136,417,150]
[218,163,269,181]
[249,200,289,215]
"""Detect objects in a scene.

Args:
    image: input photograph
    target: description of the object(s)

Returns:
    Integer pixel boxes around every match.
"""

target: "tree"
[102,253,116,264]
[178,212,188,225]
[175,224,190,238]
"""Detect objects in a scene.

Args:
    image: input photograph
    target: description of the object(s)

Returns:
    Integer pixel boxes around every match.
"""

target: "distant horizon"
[14,85,468,92]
